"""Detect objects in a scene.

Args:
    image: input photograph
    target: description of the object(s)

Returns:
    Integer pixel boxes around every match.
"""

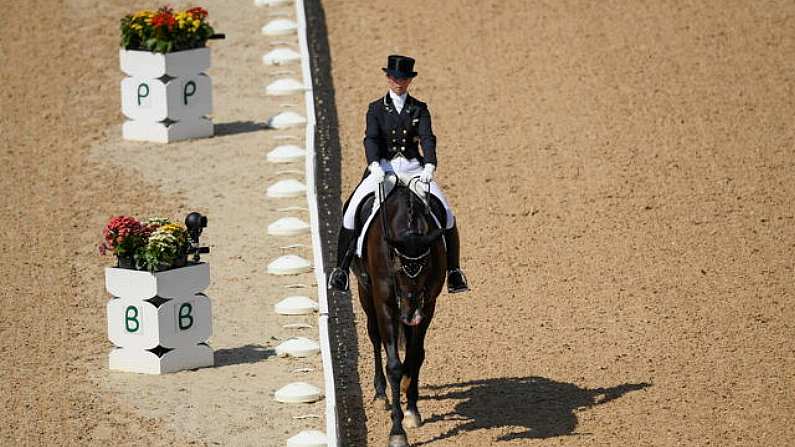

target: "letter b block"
[105,263,214,374]
[107,293,212,350]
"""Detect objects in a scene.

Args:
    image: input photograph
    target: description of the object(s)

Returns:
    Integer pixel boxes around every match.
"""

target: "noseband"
[392,247,431,279]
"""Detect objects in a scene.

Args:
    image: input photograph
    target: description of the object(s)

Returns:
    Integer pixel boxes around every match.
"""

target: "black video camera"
[185,212,210,262]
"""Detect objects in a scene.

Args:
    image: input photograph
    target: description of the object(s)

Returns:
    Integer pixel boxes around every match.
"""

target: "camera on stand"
[185,212,210,262]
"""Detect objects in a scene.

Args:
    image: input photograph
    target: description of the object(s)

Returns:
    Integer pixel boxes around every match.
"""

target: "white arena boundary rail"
[292,0,367,444]
[296,0,339,445]
[296,0,367,446]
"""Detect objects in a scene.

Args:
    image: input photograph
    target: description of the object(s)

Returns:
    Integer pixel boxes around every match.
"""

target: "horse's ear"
[421,228,443,246]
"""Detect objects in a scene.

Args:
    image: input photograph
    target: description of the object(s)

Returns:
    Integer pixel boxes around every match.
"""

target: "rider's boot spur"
[328,227,356,291]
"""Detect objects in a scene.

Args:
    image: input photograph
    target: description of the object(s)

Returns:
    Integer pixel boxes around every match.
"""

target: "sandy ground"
[2,0,327,445]
[324,0,795,445]
[2,0,794,446]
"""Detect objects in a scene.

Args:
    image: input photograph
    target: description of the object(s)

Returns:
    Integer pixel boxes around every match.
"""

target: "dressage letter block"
[121,74,212,122]
[120,48,214,143]
[105,263,214,374]
[107,293,212,350]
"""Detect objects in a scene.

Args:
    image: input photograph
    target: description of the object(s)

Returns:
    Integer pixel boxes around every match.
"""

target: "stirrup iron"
[327,267,350,291]
[447,268,469,294]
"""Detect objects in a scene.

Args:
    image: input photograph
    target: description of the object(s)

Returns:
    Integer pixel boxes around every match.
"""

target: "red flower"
[187,7,208,19]
[152,7,177,31]
[99,215,146,256]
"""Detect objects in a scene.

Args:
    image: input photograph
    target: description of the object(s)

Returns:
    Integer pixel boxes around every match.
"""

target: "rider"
[327,54,469,294]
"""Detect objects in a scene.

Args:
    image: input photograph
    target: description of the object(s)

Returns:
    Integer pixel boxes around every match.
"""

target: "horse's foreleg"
[403,325,427,428]
[367,314,389,409]
[360,283,389,410]
[400,325,414,396]
[384,330,408,446]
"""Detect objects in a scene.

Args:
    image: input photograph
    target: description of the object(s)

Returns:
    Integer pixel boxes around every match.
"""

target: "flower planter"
[120,48,213,143]
[105,262,214,374]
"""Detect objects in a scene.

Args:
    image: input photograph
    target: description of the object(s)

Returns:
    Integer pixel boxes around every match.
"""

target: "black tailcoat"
[363,93,437,166]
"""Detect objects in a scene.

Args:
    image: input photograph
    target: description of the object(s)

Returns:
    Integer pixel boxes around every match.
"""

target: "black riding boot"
[443,224,470,293]
[327,227,356,291]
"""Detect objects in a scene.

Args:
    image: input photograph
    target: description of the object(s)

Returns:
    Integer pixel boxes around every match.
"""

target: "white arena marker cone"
[267,111,307,129]
[255,0,292,6]
[267,179,306,198]
[267,145,306,163]
[287,430,327,447]
[265,78,306,96]
[262,19,298,36]
[268,255,312,275]
[263,47,301,66]
[274,296,318,315]
[268,217,310,236]
[275,382,323,403]
[276,337,321,358]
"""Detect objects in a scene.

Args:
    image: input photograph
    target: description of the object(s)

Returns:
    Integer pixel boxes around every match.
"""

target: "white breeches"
[342,157,455,230]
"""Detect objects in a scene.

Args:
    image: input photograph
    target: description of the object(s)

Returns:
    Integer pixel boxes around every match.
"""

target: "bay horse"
[351,176,447,447]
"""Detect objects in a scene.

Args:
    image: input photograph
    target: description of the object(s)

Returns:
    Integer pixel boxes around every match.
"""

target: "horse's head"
[383,185,445,327]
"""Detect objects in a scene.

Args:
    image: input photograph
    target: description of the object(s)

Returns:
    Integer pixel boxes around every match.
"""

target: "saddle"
[351,179,447,258]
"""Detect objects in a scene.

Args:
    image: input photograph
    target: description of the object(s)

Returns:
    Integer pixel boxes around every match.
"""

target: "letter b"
[125,305,140,333]
[179,303,194,330]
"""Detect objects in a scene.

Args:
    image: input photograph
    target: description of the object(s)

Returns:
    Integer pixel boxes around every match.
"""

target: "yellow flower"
[159,223,188,244]
[134,9,155,19]
[160,223,184,233]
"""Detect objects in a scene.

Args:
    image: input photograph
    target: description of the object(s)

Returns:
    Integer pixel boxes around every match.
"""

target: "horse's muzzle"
[401,309,423,326]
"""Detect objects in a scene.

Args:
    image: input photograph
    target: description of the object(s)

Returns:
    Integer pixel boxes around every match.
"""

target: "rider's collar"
[384,92,412,114]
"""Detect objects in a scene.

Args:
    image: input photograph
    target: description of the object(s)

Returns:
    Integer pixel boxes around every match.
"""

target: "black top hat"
[382,54,417,79]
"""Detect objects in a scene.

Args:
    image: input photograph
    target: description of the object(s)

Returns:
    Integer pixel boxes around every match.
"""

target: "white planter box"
[120,48,214,143]
[105,263,214,374]
[120,47,210,78]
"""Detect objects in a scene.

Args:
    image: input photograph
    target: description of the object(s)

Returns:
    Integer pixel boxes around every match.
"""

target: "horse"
[351,176,447,447]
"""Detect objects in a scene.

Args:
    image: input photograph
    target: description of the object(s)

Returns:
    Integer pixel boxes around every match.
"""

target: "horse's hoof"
[388,434,409,447]
[404,410,422,428]
[373,395,390,411]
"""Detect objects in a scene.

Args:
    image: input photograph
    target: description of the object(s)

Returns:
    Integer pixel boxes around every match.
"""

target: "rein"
[379,178,401,310]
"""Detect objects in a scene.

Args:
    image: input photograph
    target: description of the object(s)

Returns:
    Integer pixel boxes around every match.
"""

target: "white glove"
[419,163,435,183]
[369,161,385,183]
